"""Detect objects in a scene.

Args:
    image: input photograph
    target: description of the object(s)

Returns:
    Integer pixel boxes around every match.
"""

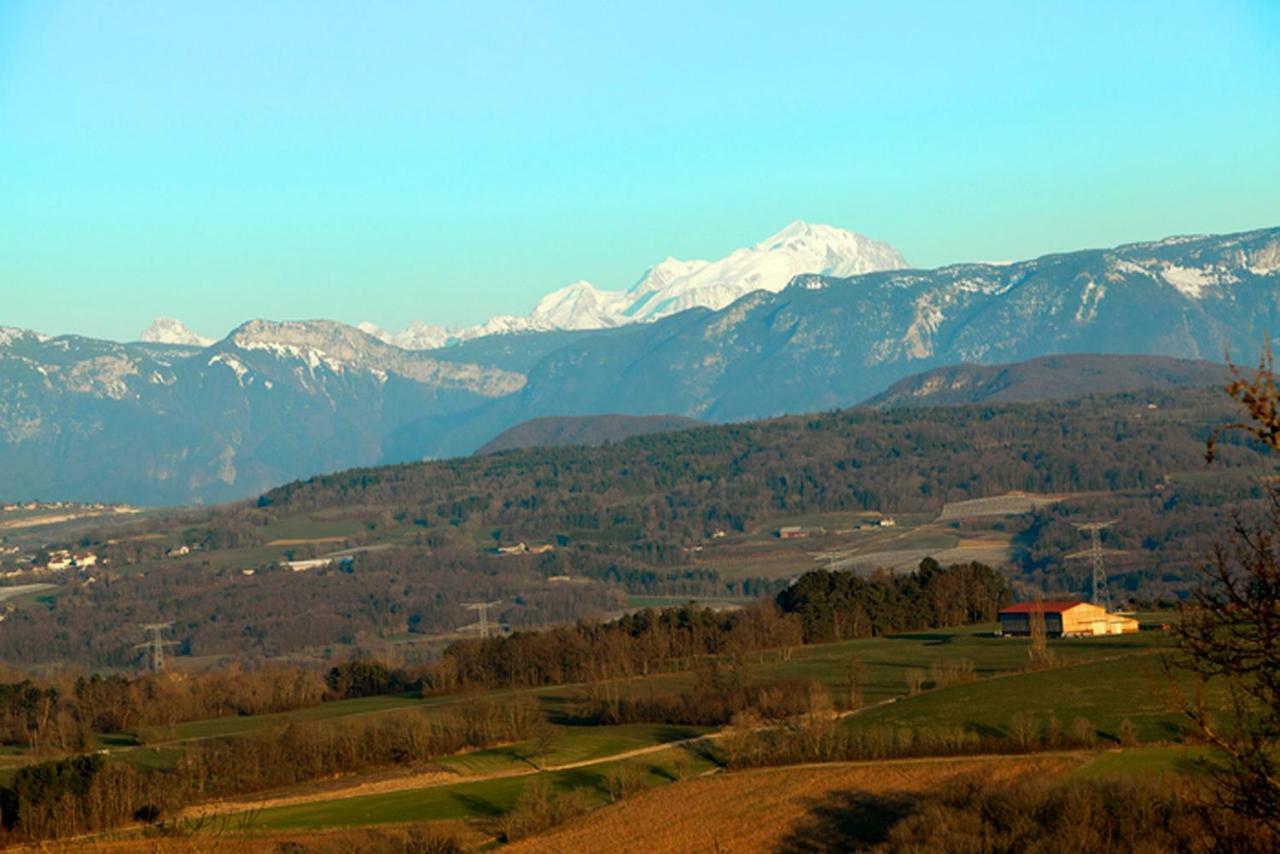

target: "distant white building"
[45,550,74,571]
[284,558,333,572]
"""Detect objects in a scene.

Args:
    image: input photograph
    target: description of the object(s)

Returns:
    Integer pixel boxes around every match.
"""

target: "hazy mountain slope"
[0,322,520,504]
[865,354,1233,408]
[475,413,704,455]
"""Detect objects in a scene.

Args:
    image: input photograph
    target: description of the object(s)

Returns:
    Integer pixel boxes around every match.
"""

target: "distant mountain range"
[148,221,908,349]
[2,226,1276,504]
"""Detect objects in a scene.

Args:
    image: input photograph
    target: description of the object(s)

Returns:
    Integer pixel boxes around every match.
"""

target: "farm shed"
[998,601,1139,638]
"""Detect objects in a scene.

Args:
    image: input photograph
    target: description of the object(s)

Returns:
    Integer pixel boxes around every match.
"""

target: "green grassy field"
[1072,745,1210,780]
[127,693,429,744]
[850,648,1185,742]
[438,723,707,776]
[240,745,714,831]
[679,622,1165,709]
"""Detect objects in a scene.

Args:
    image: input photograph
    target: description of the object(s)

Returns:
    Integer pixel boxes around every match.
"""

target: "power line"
[133,622,179,672]
[1065,521,1124,610]
[458,600,504,639]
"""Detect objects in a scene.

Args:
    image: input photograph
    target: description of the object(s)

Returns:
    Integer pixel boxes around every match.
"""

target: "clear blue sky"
[2,1,1277,341]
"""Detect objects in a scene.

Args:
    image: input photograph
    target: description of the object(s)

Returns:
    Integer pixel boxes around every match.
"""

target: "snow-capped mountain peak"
[371,221,909,347]
[138,317,213,347]
[528,281,625,330]
[358,320,451,350]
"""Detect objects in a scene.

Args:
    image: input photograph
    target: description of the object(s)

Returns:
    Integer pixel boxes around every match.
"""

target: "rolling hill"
[475,414,704,454]
[864,354,1233,408]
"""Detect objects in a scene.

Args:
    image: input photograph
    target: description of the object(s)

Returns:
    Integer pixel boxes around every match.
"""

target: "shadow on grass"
[776,791,916,853]
[888,633,955,645]
[449,792,505,818]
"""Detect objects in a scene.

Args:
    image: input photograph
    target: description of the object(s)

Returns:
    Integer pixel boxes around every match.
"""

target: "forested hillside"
[865,354,1231,408]
[1,384,1263,668]
[260,386,1262,543]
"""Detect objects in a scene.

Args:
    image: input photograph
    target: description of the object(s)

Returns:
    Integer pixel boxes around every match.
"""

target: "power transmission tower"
[134,622,179,672]
[458,600,504,639]
[1065,521,1124,611]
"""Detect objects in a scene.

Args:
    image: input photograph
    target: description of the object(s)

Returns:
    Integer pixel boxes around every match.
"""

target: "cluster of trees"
[838,776,1264,853]
[0,755,146,842]
[426,561,1006,694]
[777,560,1008,642]
[719,709,1125,771]
[0,665,335,752]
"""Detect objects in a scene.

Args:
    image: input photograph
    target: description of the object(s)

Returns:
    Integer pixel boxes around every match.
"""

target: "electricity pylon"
[458,600,504,639]
[1066,521,1124,610]
[134,622,179,672]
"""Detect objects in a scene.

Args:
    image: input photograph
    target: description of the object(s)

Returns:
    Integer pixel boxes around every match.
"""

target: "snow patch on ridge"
[1158,264,1237,299]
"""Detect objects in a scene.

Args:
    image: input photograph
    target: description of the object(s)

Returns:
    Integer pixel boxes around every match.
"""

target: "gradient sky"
[2,1,1278,342]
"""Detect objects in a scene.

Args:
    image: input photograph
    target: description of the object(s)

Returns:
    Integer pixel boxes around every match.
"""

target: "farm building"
[777,526,826,539]
[998,601,1139,638]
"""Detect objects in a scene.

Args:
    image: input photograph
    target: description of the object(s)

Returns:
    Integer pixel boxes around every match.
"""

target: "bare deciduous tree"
[1174,345,1280,833]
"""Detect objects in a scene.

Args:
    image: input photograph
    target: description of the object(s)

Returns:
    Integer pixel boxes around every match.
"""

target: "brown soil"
[507,753,1084,854]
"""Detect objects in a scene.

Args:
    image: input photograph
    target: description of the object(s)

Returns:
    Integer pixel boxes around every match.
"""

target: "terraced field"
[937,492,1071,520]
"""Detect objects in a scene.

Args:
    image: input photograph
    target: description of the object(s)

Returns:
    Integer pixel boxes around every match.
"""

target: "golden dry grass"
[507,754,1085,854]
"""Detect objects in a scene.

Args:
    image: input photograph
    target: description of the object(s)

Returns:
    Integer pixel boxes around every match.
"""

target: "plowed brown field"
[507,753,1084,853]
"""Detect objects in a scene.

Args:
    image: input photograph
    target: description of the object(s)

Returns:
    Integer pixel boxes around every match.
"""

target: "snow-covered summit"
[612,220,907,322]
[139,317,213,347]
[357,320,451,351]
[371,221,908,347]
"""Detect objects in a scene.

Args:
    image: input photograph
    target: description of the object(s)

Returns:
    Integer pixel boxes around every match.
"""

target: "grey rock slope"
[0,322,520,504]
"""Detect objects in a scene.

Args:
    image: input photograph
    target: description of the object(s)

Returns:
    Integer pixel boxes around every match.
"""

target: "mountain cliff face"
[3,227,1276,504]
